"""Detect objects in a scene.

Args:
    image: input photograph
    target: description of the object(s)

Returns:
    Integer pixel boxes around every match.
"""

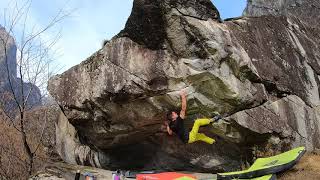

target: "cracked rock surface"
[48,0,320,172]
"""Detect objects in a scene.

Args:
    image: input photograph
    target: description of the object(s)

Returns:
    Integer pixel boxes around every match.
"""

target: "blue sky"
[0,0,247,72]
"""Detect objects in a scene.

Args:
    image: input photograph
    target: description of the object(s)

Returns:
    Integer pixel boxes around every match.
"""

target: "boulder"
[48,0,320,172]
[55,108,105,167]
[228,95,320,152]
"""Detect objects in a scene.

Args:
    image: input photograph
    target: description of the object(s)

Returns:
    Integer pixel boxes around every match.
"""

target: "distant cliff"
[0,26,41,112]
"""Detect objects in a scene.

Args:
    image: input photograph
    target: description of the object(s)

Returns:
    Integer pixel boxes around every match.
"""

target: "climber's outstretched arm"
[180,90,187,119]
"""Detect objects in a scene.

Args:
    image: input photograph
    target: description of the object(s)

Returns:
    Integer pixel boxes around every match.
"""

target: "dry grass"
[0,114,28,179]
[279,151,320,180]
[0,105,60,179]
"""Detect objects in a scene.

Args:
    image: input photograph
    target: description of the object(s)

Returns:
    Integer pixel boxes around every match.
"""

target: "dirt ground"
[278,151,320,180]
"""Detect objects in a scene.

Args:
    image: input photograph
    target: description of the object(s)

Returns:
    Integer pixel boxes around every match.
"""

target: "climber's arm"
[165,121,173,135]
[180,90,187,119]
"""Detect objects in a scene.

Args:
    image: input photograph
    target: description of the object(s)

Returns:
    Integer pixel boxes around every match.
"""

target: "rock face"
[55,109,105,167]
[48,0,320,172]
[243,0,304,17]
[0,27,17,86]
[0,26,41,113]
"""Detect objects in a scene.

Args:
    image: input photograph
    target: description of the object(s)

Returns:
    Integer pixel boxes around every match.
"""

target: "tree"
[0,0,69,178]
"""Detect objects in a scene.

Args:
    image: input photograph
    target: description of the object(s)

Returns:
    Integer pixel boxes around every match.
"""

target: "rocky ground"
[29,162,216,180]
[30,152,320,180]
[279,151,320,180]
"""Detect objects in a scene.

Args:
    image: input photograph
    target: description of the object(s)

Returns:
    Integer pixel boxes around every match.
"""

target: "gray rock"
[55,110,106,168]
[229,95,320,150]
[243,0,320,28]
[30,173,65,180]
[119,0,221,50]
[48,0,320,172]
[243,0,303,17]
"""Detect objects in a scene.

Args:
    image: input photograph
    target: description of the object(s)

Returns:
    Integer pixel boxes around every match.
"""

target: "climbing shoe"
[212,115,222,122]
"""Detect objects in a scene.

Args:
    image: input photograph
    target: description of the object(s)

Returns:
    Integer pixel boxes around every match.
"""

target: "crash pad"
[243,174,276,180]
[136,172,196,180]
[217,146,305,179]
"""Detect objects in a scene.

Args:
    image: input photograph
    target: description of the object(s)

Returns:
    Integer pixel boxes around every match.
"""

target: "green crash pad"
[236,174,276,180]
[217,147,305,180]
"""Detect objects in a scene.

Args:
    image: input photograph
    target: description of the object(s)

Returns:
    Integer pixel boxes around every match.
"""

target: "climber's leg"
[191,118,212,134]
[195,133,215,144]
[188,118,213,144]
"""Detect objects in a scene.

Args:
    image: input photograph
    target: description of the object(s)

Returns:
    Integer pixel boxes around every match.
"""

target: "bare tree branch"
[1,109,22,132]
[0,0,71,177]
[32,109,47,155]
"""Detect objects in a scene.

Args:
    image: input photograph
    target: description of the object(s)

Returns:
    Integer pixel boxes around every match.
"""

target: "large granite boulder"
[48,0,320,172]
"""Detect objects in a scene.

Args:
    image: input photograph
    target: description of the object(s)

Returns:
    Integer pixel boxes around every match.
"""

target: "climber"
[165,89,221,144]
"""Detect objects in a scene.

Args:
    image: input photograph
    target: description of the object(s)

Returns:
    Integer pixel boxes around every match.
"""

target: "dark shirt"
[169,116,189,143]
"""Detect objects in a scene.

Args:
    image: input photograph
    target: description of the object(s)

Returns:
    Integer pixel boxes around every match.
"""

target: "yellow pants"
[188,118,215,144]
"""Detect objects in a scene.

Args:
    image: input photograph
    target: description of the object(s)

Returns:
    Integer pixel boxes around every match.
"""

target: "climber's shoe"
[212,115,222,122]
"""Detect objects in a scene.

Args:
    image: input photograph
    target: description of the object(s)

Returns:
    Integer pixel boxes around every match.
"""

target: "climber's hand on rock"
[160,124,167,132]
[164,121,169,126]
[179,89,186,97]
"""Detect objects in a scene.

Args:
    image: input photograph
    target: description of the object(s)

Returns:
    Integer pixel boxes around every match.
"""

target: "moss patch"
[187,72,242,115]
[186,97,219,117]
[222,56,259,82]
[207,47,217,56]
